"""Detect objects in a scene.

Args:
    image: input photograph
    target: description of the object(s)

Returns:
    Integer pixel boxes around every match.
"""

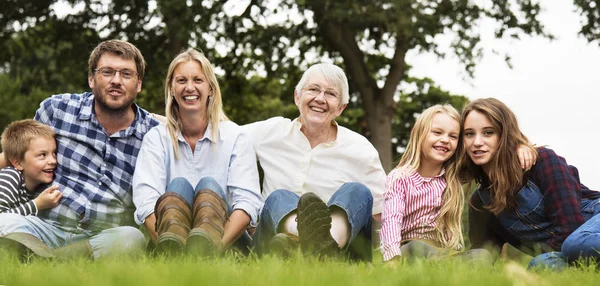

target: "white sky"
[407,1,600,189]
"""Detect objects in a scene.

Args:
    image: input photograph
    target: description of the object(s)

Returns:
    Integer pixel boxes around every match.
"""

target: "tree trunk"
[363,89,394,173]
[157,0,189,57]
[305,0,406,173]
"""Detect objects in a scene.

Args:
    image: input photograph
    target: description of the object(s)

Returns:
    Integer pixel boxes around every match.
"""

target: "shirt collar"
[409,168,445,185]
[77,92,94,121]
[290,117,340,147]
[177,121,217,143]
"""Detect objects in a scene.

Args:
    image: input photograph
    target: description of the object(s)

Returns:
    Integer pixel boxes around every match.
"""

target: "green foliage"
[222,75,298,124]
[393,77,469,162]
[574,0,600,43]
[0,0,596,169]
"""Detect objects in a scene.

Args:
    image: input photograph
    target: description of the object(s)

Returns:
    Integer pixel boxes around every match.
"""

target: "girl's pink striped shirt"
[380,167,446,261]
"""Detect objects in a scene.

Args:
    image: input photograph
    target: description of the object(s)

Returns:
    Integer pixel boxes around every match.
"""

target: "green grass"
[0,250,599,285]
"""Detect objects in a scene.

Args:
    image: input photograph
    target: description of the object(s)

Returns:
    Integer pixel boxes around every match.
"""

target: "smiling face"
[462,110,500,173]
[13,136,57,191]
[170,60,211,117]
[420,113,460,167]
[89,53,141,114]
[294,76,346,128]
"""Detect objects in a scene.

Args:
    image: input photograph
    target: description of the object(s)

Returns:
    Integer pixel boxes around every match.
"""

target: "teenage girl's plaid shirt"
[34,92,159,233]
[473,147,600,250]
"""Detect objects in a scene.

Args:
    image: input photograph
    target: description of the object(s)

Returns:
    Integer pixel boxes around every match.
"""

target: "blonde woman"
[132,48,262,255]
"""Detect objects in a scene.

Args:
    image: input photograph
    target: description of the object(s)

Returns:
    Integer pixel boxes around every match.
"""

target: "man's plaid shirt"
[34,92,159,233]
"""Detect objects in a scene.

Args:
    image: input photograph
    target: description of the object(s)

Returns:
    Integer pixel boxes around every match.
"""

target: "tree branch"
[309,2,378,104]
[381,37,408,107]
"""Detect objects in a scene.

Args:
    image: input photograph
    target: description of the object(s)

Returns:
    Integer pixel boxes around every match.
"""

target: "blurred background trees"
[1,0,598,170]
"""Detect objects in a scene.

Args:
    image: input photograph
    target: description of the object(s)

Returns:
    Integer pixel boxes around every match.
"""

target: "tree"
[229,0,553,171]
[574,0,600,43]
[1,0,597,170]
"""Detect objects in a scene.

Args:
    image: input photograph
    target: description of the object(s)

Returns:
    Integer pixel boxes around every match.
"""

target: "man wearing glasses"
[0,40,159,260]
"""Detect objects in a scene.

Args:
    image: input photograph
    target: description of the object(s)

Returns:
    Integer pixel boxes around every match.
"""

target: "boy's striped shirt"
[0,167,38,216]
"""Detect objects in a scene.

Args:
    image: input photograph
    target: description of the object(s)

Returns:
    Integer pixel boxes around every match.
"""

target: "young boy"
[0,119,62,215]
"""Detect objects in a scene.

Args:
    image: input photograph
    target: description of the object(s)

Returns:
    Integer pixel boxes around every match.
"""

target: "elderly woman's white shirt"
[242,117,386,214]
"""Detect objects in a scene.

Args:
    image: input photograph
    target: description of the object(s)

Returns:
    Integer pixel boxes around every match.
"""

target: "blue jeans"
[254,182,373,261]
[0,213,145,259]
[528,198,600,270]
[166,176,251,252]
[167,177,229,211]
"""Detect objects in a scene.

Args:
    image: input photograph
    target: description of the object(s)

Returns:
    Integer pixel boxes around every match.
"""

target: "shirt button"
[98,182,102,186]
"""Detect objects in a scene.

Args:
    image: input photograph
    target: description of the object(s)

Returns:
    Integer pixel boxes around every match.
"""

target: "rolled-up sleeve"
[227,131,263,227]
[380,170,406,261]
[132,127,168,225]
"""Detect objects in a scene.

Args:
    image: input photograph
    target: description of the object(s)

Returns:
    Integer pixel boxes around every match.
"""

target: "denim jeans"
[471,181,600,270]
[166,176,251,252]
[528,198,600,270]
[0,213,145,259]
[167,176,229,211]
[254,182,374,261]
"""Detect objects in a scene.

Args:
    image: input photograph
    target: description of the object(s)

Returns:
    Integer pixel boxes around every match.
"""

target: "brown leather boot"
[154,192,192,254]
[186,189,227,256]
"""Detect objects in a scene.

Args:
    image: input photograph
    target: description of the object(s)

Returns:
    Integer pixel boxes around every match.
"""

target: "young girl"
[460,98,600,269]
[380,104,468,261]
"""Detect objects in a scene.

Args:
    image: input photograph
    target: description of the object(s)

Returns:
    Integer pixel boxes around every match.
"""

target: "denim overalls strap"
[476,181,556,243]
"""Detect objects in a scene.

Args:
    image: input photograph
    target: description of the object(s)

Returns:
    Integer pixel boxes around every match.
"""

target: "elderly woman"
[244,63,386,261]
[132,49,263,255]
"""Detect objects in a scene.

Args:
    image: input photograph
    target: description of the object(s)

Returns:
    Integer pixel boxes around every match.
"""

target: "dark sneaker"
[269,232,299,258]
[296,192,339,258]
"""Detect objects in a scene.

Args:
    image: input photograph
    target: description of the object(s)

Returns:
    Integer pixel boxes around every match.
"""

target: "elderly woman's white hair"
[294,63,350,105]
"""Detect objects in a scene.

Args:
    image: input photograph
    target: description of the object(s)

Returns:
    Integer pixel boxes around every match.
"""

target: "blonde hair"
[458,98,536,215]
[392,104,464,250]
[164,48,228,159]
[1,119,55,166]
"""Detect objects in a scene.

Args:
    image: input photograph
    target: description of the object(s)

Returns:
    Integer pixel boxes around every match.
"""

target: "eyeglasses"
[94,67,139,79]
[302,85,340,100]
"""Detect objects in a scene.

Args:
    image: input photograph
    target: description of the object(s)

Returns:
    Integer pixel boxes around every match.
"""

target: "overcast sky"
[408,1,600,189]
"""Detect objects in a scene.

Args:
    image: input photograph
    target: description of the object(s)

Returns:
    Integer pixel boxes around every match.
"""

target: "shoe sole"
[156,233,185,254]
[297,193,338,256]
[186,230,217,257]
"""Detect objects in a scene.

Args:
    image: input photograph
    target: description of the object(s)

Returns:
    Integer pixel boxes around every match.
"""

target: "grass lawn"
[1,249,598,285]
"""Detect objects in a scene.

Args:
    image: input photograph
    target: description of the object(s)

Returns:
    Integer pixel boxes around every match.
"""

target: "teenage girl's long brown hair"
[458,98,537,215]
